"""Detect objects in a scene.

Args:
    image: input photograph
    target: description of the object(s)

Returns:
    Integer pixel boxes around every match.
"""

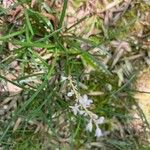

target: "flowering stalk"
[64,75,105,137]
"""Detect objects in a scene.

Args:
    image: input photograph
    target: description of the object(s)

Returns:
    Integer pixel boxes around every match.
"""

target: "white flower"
[95,127,103,137]
[69,103,80,115]
[61,76,67,82]
[96,116,105,125]
[67,90,74,97]
[79,95,93,108]
[3,105,8,110]
[79,110,86,115]
[86,119,93,132]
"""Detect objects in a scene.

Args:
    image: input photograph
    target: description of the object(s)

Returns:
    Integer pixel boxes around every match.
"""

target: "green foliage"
[0,0,149,149]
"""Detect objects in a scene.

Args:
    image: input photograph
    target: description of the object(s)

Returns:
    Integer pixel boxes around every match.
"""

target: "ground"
[0,0,150,149]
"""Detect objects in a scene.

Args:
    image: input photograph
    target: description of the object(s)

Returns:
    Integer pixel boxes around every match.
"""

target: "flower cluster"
[61,75,105,137]
[69,94,104,137]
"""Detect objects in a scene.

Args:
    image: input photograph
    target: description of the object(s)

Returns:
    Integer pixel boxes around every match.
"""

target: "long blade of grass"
[65,15,89,32]
[25,9,34,36]
[111,74,136,97]
[12,40,55,49]
[58,0,68,29]
[0,122,12,141]
[0,29,25,41]
[37,28,62,42]
[14,73,44,81]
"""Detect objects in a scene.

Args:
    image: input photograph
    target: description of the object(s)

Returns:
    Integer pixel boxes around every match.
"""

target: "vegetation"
[0,0,150,149]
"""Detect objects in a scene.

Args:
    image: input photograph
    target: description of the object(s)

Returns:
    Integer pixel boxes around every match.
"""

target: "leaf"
[25,9,34,36]
[58,0,68,28]
[81,51,111,75]
[0,29,25,41]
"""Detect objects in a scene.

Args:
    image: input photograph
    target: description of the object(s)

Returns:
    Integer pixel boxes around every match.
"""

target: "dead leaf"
[31,0,36,8]
[111,41,131,68]
[3,0,15,8]
[13,117,22,132]
[5,74,22,93]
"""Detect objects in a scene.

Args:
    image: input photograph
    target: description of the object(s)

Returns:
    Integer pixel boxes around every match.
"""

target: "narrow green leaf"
[58,0,68,28]
[0,29,25,41]
[65,15,88,31]
[37,28,62,42]
[12,40,55,49]
[25,9,34,36]
[81,51,111,75]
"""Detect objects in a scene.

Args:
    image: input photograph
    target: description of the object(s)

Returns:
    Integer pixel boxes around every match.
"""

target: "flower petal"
[67,90,74,97]
[79,95,93,108]
[96,116,105,125]
[61,76,67,82]
[69,104,79,115]
[83,94,88,101]
[86,119,93,132]
[79,110,85,115]
[95,127,103,137]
